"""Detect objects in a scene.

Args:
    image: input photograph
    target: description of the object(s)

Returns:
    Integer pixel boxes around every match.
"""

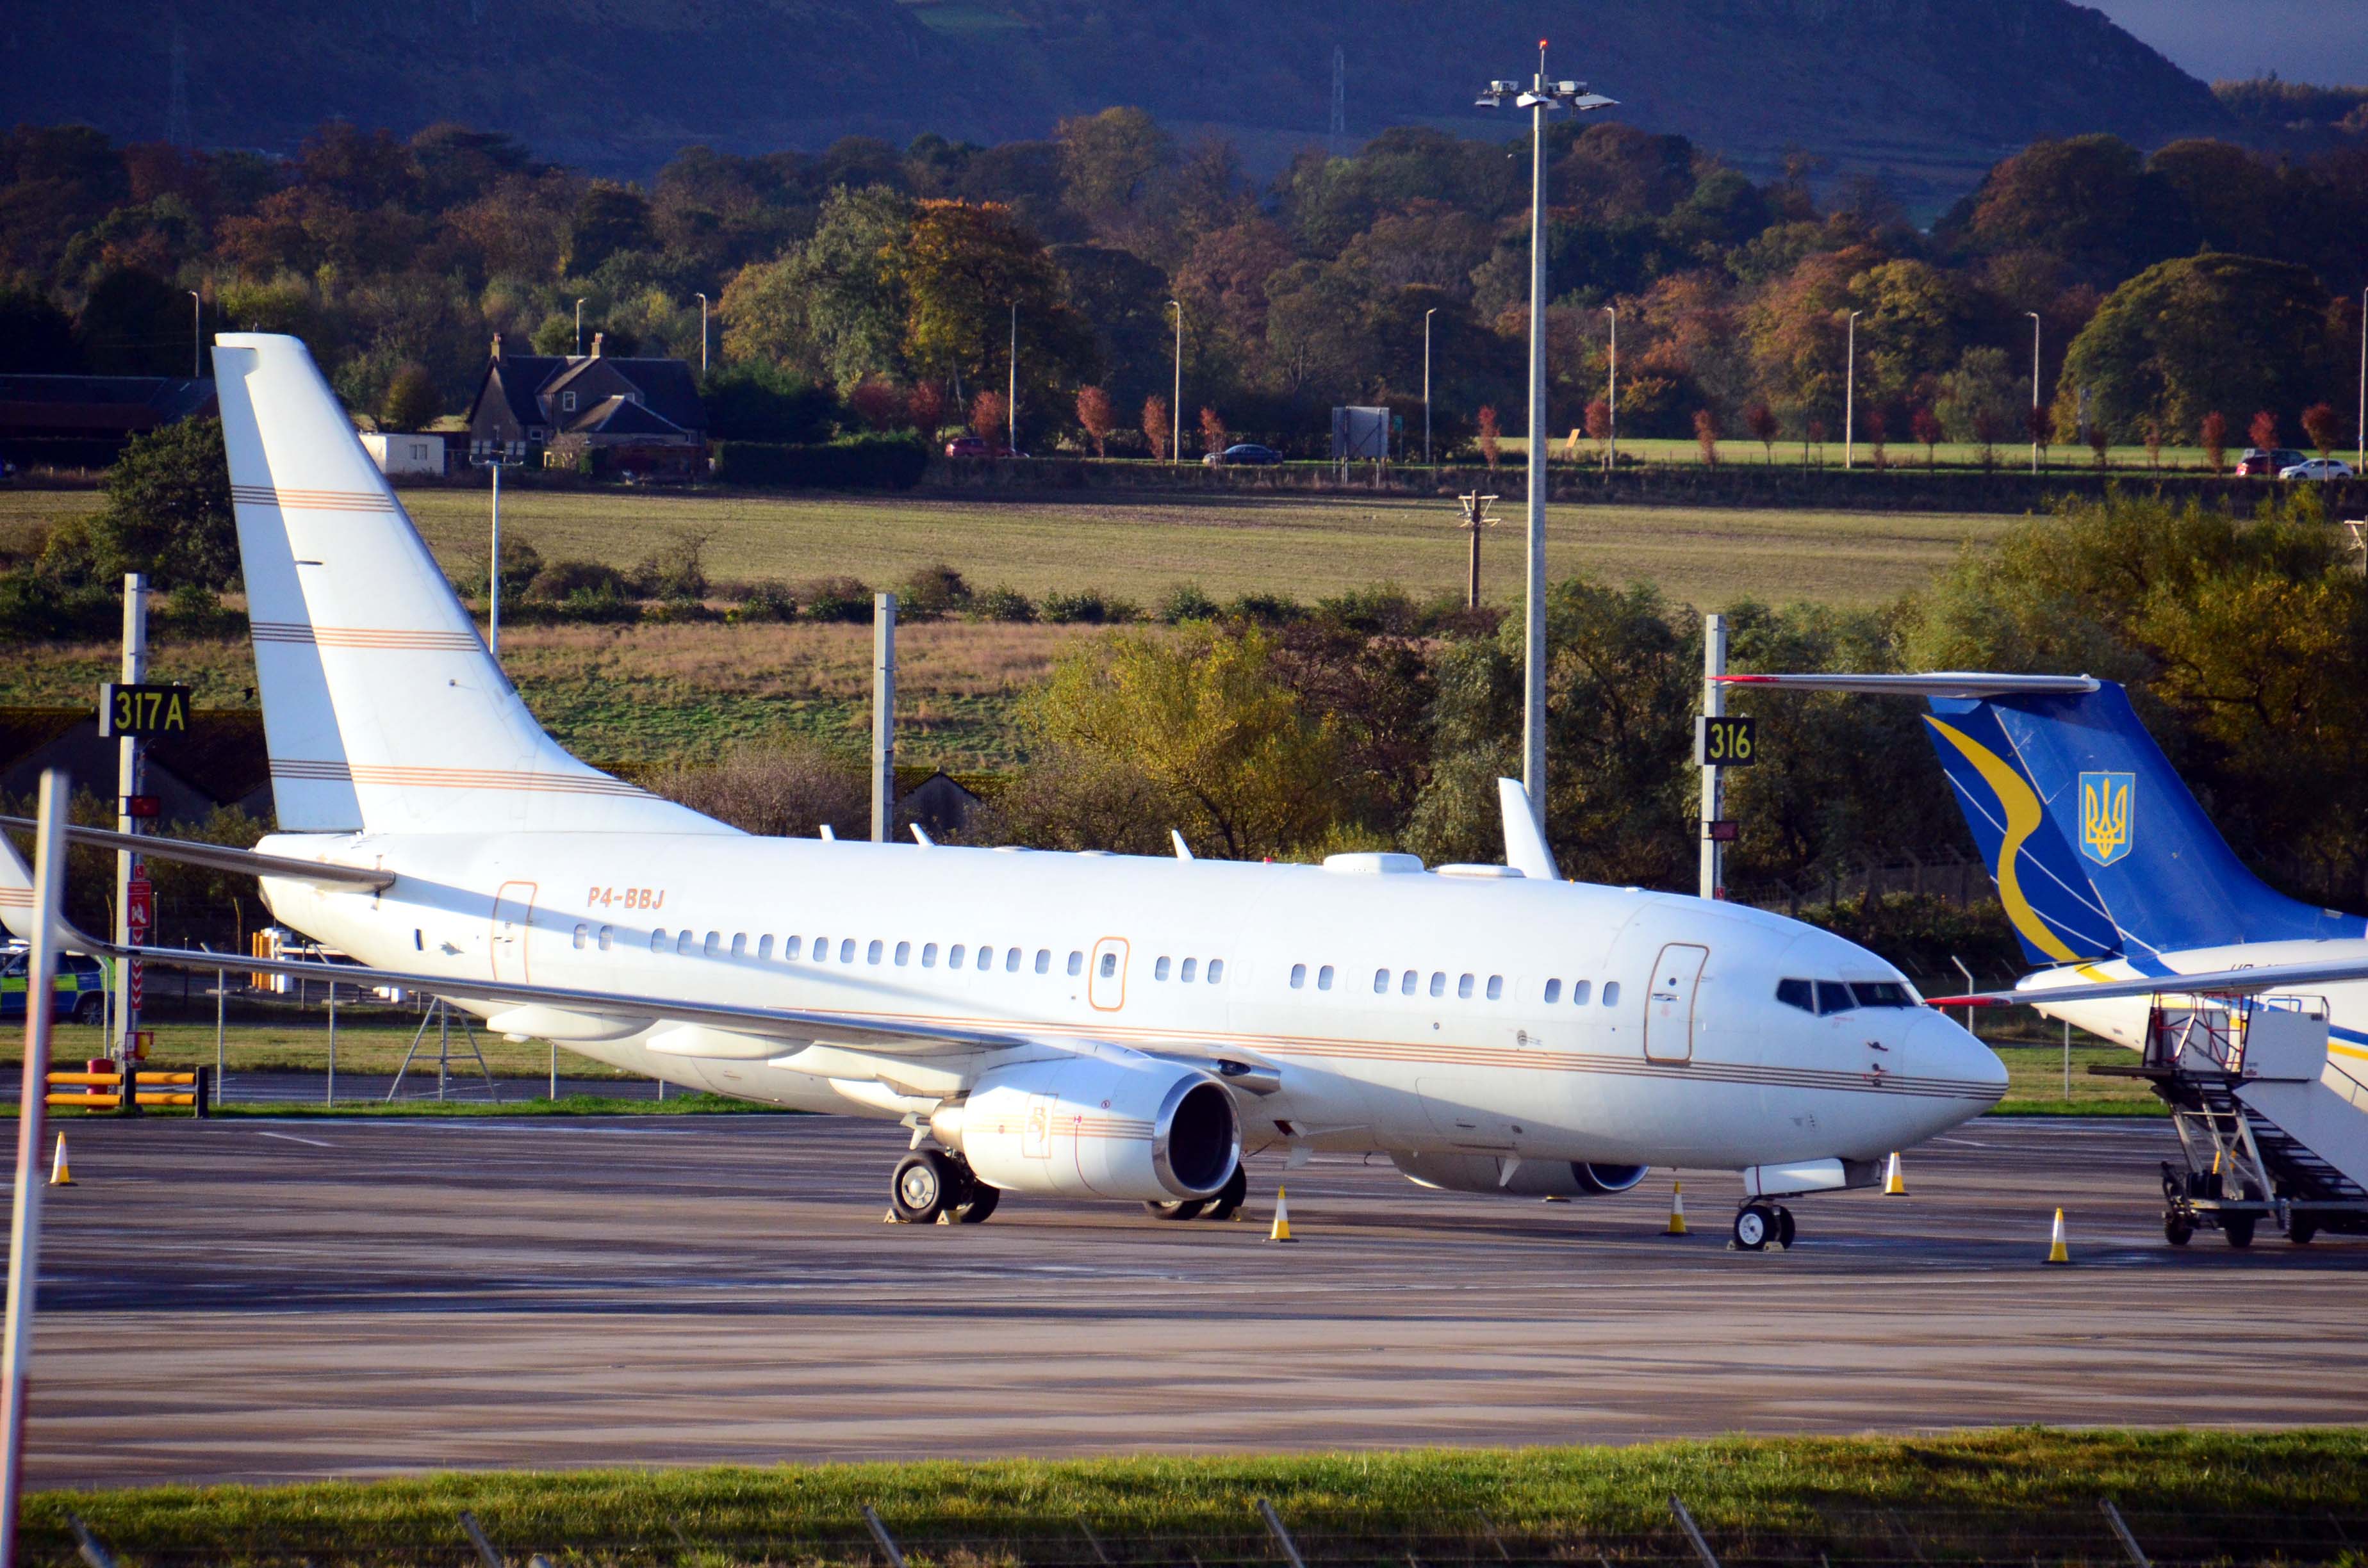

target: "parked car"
[2235,446,2308,477]
[943,436,1026,459]
[2278,457,2355,481]
[0,945,108,1025]
[1203,443,1284,466]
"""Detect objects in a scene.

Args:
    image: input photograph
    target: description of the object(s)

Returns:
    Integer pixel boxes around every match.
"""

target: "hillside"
[6,0,2228,203]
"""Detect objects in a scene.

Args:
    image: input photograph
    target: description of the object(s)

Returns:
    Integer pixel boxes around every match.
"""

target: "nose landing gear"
[1732,1202,1796,1251]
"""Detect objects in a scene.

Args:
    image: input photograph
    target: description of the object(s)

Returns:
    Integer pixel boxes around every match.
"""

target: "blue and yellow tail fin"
[1921,699,2125,967]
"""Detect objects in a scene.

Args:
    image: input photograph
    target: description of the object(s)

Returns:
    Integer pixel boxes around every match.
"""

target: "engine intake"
[932,1058,1239,1203]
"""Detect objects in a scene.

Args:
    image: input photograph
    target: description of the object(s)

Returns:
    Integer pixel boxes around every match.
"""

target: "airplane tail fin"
[211,333,727,837]
[1930,681,2356,958]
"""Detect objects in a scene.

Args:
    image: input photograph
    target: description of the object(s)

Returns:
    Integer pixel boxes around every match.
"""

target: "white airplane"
[0,334,2006,1251]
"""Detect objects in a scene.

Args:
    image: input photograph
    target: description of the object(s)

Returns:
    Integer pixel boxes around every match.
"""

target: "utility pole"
[1007,302,1017,455]
[1454,493,1499,609]
[2027,311,2042,475]
[1168,300,1182,464]
[1477,49,1616,830]
[2356,287,2365,471]
[871,593,896,843]
[1602,304,1616,473]
[1700,612,1727,901]
[487,460,503,660]
[115,575,149,1064]
[188,290,202,380]
[694,291,709,377]
[574,297,586,357]
[1844,309,1861,470]
[1423,307,1437,466]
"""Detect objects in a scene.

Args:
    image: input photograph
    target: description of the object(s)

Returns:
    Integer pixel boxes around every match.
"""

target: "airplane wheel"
[1732,1204,1775,1252]
[2163,1211,2194,1246]
[1203,1163,1249,1221]
[2222,1213,2257,1249]
[891,1150,955,1224]
[2289,1218,2317,1245]
[1144,1198,1206,1221]
[952,1181,1001,1224]
[1775,1207,1797,1249]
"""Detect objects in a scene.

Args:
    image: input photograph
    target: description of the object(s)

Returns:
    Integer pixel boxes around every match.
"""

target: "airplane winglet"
[1171,829,1194,862]
[0,821,35,942]
[1496,778,1558,881]
[910,824,935,848]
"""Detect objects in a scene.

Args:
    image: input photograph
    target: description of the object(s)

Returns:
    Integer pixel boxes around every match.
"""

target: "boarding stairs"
[2110,1000,2368,1246]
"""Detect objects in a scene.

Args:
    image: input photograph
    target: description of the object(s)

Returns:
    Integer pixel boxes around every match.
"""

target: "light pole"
[1843,309,1861,470]
[1477,48,1617,828]
[1007,302,1018,456]
[574,297,587,357]
[1602,304,1616,473]
[1168,298,1182,465]
[188,290,202,379]
[2026,310,2042,475]
[1423,307,1437,466]
[2356,287,2365,470]
[693,291,709,377]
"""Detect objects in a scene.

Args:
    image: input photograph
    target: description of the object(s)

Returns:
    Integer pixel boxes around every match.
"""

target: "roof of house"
[468,350,707,437]
[542,355,708,432]
[566,395,692,437]
[467,355,566,433]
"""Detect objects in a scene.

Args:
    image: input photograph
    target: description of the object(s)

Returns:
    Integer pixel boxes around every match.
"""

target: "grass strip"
[23,1430,2368,1565]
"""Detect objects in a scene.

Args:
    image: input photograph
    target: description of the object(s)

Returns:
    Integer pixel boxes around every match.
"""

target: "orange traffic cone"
[1665,1180,1688,1236]
[1269,1186,1297,1243]
[48,1132,74,1187]
[2044,1207,2070,1264]
[1883,1152,1907,1196]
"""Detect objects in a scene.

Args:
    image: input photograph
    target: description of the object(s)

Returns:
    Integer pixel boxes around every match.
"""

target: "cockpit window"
[1775,978,1814,1013]
[1814,981,1857,1015]
[1850,981,1913,1008]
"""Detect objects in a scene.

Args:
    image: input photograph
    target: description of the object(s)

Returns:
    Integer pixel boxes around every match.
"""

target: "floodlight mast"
[1477,46,1616,829]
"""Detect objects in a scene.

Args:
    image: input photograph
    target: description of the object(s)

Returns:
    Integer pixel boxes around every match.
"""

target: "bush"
[557,583,643,623]
[711,434,928,490]
[1228,591,1306,626]
[900,563,973,619]
[799,575,874,622]
[646,740,869,837]
[628,538,707,601]
[0,569,116,641]
[529,559,629,600]
[1313,585,1426,636]
[726,581,799,623]
[1040,588,1140,625]
[643,597,720,623]
[1159,582,1221,623]
[972,585,1036,623]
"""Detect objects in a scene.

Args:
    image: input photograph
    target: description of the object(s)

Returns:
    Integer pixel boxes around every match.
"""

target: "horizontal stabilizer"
[1933,952,2368,1008]
[0,816,392,890]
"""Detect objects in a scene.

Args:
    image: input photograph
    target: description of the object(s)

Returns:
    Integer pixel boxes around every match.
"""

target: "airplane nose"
[1907,1008,2009,1102]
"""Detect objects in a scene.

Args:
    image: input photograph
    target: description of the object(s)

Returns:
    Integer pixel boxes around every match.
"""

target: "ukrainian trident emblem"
[2078,771,2134,867]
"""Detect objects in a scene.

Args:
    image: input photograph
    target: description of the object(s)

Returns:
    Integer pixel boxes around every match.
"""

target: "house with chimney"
[464,334,709,479]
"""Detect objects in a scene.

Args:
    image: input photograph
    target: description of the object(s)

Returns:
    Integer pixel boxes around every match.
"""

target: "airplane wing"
[1714,673,2101,698]
[0,815,392,892]
[1930,956,2368,1009]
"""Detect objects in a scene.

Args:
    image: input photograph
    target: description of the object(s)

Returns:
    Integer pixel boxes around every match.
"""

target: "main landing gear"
[1142,1163,1249,1223]
[1731,1202,1797,1251]
[889,1148,1001,1224]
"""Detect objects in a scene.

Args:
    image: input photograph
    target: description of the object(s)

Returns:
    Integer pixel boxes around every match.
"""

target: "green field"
[22,1430,2368,1564]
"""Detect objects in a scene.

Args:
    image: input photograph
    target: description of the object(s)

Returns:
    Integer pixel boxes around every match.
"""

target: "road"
[17,1115,2368,1487]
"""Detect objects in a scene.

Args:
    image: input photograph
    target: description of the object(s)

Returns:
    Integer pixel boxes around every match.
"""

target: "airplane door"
[1643,942,1707,1063]
[491,881,538,982]
[1088,936,1129,1011]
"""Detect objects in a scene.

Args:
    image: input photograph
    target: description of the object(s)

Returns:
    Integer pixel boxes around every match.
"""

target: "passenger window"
[839,938,855,963]
[1208,959,1224,983]
[757,935,772,960]
[1035,949,1051,974]
[572,924,588,950]
[1776,978,1815,1013]
[1156,957,1172,981]
[1006,949,1022,972]
[1851,981,1912,1008]
[867,940,883,965]
[813,936,828,960]
[701,931,718,956]
[895,941,911,966]
[651,929,667,952]
[678,932,696,956]
[1457,974,1474,999]
[1401,970,1417,996]
[730,933,746,958]
[1373,968,1389,993]
[923,943,939,968]
[598,926,613,952]
[1317,965,1333,990]
[1544,978,1563,1004]
[1181,958,1197,983]
[1067,951,1083,976]
[950,944,967,968]
[1816,981,1855,1015]
[1098,952,1117,978]
[784,936,802,960]
[1602,981,1620,1006]
[1426,972,1443,998]
[1486,976,1503,1000]
[1573,980,1592,1006]
[1291,963,1307,989]
[976,946,994,970]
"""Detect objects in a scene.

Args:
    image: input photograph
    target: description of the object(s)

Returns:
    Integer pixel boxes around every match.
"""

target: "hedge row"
[712,434,929,490]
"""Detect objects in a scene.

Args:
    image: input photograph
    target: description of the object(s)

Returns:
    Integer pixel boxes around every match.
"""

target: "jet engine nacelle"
[1393,1152,1650,1198]
[931,1057,1240,1203]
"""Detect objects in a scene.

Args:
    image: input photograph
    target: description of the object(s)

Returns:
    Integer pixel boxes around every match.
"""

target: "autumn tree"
[2201,411,2228,474]
[1143,394,1171,460]
[1864,407,1888,470]
[1076,385,1115,456]
[1912,405,1943,468]
[1584,398,1611,468]
[1198,405,1227,457]
[378,363,440,430]
[1476,405,1501,468]
[1745,400,1779,462]
[1694,407,1720,466]
[2302,402,2339,458]
[907,380,946,439]
[899,200,1096,404]
[2249,410,2278,453]
[970,389,1008,446]
[847,378,906,430]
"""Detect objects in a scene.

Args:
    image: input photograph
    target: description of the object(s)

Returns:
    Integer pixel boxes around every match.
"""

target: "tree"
[1053,107,1174,237]
[1694,407,1720,466]
[2201,411,2228,474]
[1198,405,1226,457]
[2303,402,2339,458]
[1142,394,1171,459]
[719,186,912,389]
[2087,418,2110,470]
[2144,420,2164,470]
[908,380,946,439]
[2059,253,2344,442]
[74,266,188,376]
[1865,407,1888,470]
[1584,398,1611,467]
[1950,134,2194,284]
[1476,405,1500,468]
[0,286,77,373]
[1937,347,2018,458]
[1075,385,1114,456]
[564,181,655,274]
[42,416,236,590]
[1912,405,1943,468]
[379,363,440,430]
[2027,402,2055,468]
[899,200,1094,403]
[847,378,907,430]
[970,389,1007,445]
[2249,410,2278,453]
[1746,400,1779,462]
